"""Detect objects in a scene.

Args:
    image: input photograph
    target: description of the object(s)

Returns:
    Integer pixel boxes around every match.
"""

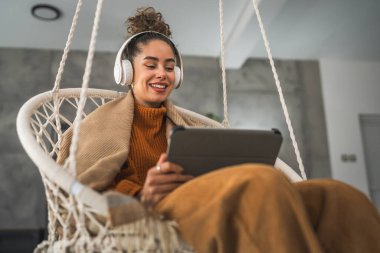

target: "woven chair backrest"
[17,89,122,243]
[30,89,122,159]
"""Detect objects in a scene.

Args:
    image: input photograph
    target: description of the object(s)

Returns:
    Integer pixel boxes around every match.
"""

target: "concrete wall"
[226,59,330,178]
[0,48,330,229]
[320,59,380,195]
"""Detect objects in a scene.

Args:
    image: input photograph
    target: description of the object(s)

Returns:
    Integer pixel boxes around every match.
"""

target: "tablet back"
[167,127,282,176]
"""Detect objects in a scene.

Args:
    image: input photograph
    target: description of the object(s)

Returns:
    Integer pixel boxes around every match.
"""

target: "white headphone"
[114,31,183,88]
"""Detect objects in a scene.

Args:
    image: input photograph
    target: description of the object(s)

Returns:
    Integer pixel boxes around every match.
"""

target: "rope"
[251,0,307,180]
[51,0,83,151]
[218,0,230,128]
[67,0,104,176]
[52,0,83,93]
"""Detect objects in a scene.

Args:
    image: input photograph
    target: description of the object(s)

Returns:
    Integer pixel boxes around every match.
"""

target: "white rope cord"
[251,0,307,180]
[218,0,230,128]
[52,0,83,93]
[67,0,104,176]
[51,0,83,150]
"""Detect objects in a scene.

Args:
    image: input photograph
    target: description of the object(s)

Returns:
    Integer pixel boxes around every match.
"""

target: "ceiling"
[1,0,379,69]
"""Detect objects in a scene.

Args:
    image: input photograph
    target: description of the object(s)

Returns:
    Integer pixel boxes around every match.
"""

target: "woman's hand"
[140,153,193,207]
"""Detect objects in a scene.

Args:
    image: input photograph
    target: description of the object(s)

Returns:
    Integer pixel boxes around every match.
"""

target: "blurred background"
[1,0,379,251]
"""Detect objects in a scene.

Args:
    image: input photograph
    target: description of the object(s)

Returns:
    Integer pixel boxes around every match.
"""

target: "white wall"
[320,59,380,195]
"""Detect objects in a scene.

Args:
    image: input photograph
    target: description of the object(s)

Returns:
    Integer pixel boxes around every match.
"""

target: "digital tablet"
[167,127,283,176]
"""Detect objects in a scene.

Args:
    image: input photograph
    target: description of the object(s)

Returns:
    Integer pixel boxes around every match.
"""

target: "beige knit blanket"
[57,91,223,192]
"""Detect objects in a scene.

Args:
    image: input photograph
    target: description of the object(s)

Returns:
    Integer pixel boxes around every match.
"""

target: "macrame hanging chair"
[16,0,306,252]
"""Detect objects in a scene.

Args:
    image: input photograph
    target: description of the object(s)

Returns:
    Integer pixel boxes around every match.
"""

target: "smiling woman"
[54,6,380,253]
[131,39,177,107]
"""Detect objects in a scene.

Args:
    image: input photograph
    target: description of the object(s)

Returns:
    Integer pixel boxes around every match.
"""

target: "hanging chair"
[16,0,306,252]
[17,88,198,252]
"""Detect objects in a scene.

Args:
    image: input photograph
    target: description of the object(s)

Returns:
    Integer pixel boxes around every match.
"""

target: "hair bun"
[126,7,172,37]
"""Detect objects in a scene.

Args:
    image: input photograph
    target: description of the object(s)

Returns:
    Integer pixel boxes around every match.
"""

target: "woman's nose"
[156,66,166,79]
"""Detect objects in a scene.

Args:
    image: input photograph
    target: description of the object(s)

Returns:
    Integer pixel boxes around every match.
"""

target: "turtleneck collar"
[133,102,167,128]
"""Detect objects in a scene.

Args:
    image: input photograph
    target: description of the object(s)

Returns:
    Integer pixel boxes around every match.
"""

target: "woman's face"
[131,39,177,107]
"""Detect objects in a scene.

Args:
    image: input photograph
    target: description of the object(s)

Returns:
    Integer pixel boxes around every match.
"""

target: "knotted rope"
[251,0,307,179]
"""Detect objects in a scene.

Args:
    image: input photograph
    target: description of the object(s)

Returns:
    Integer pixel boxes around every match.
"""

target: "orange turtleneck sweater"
[112,103,167,196]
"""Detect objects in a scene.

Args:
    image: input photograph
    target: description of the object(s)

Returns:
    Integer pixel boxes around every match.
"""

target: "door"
[360,114,380,210]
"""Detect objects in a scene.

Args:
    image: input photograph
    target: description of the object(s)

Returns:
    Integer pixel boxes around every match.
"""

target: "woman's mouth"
[149,83,167,92]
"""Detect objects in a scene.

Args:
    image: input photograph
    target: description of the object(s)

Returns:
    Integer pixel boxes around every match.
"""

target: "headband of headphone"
[114,31,183,88]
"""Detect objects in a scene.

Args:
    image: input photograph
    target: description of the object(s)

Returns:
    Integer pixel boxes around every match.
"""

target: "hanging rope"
[51,0,83,150]
[218,0,230,128]
[52,0,83,93]
[251,0,307,180]
[67,0,104,176]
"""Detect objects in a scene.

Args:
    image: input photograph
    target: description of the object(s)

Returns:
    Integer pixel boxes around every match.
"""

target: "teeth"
[151,84,166,89]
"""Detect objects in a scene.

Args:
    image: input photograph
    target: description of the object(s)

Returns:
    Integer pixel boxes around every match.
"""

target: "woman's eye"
[145,65,155,69]
[166,67,174,71]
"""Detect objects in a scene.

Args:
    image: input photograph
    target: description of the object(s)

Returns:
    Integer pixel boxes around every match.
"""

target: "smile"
[149,83,167,90]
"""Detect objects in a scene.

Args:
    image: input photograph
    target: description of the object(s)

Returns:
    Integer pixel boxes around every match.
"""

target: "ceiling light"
[31,4,61,21]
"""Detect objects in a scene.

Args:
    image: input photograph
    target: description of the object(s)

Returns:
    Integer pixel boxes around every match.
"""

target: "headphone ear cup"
[121,59,133,86]
[174,66,181,88]
[114,62,122,85]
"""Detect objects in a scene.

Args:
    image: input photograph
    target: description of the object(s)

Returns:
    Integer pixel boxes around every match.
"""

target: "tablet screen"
[167,127,282,176]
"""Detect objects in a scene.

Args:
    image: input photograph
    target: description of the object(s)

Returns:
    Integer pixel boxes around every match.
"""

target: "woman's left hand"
[140,153,193,207]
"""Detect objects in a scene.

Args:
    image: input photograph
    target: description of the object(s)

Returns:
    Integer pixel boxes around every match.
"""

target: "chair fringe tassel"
[34,215,194,253]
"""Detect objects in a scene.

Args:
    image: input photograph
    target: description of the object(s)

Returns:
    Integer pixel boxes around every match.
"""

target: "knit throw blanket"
[57,91,222,192]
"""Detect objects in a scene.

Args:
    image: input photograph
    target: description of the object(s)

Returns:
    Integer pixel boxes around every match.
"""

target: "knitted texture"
[113,103,167,195]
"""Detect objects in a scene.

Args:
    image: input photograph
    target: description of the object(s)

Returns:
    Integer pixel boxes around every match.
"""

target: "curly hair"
[123,7,176,62]
[126,7,172,37]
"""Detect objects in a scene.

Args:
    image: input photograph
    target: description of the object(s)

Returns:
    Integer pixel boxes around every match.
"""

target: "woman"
[58,7,380,253]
